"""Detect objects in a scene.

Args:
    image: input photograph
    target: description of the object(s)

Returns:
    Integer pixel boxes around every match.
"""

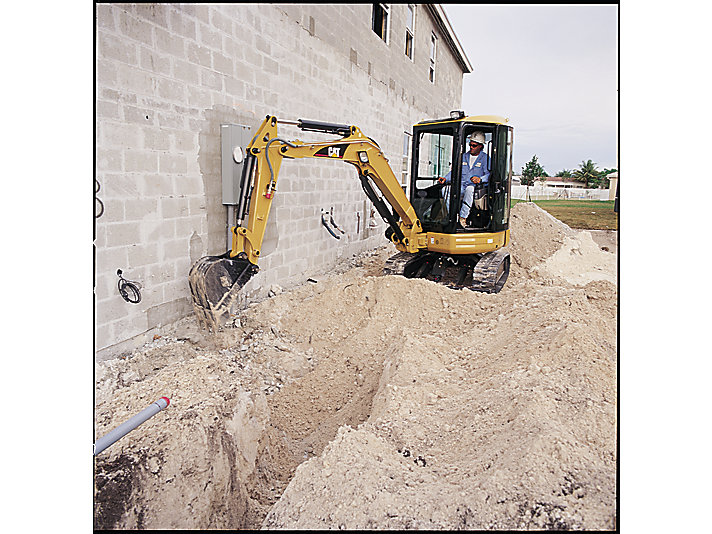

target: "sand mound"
[94,202,617,530]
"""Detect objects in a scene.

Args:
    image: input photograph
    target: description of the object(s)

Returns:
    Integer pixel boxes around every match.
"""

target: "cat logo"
[314,144,348,159]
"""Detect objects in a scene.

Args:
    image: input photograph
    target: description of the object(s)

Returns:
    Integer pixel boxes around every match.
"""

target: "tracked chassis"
[383,249,511,294]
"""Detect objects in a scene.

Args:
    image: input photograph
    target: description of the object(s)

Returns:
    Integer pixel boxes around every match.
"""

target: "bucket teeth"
[188,255,258,330]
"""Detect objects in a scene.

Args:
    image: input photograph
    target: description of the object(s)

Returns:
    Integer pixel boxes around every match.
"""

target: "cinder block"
[134,3,169,29]
[97,100,120,120]
[169,9,196,40]
[212,51,234,76]
[198,22,222,50]
[139,46,171,76]
[110,313,148,344]
[139,174,174,198]
[157,112,185,130]
[124,150,158,173]
[173,59,200,85]
[127,243,160,267]
[124,198,159,221]
[119,11,154,47]
[103,122,141,148]
[95,294,130,325]
[99,32,138,65]
[96,148,123,172]
[142,128,171,151]
[159,154,188,174]
[194,4,211,25]
[199,67,223,91]
[95,322,112,352]
[156,78,185,102]
[116,64,154,95]
[210,9,233,35]
[154,27,185,57]
[97,59,117,87]
[96,4,117,31]
[106,221,141,248]
[147,263,174,285]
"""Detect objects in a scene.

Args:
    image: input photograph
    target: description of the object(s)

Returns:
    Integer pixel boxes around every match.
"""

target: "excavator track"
[188,254,259,330]
[383,249,510,294]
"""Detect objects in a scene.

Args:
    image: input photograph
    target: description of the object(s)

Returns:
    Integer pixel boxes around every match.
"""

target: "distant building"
[539,177,584,188]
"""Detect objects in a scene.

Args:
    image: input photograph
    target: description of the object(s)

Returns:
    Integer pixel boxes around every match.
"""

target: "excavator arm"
[232,115,423,264]
[189,115,425,329]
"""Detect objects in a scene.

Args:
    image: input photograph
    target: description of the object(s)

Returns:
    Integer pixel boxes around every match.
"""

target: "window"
[429,32,437,82]
[404,5,415,59]
[372,4,390,43]
[412,129,455,229]
[401,131,412,190]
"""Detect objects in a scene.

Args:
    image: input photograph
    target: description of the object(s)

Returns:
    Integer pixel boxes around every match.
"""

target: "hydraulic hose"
[264,137,298,197]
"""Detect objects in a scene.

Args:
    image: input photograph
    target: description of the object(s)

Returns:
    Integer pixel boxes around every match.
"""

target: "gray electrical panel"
[221,123,252,205]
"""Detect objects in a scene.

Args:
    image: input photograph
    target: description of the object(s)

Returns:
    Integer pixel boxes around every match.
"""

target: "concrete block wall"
[95,3,467,360]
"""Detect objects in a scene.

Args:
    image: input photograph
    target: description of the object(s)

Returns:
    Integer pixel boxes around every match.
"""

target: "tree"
[555,169,573,179]
[572,159,601,189]
[598,168,618,189]
[521,155,545,186]
[521,155,546,201]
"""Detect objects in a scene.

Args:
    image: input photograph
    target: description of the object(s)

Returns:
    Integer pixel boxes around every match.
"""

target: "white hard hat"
[469,131,486,145]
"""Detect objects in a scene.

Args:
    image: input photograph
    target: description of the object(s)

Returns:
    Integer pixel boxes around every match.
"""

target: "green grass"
[511,199,618,230]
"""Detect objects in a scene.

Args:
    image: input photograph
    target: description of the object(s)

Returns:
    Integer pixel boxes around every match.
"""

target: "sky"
[443,4,618,175]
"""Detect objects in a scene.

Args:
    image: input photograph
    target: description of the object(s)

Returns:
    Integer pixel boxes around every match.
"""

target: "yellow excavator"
[189,111,514,330]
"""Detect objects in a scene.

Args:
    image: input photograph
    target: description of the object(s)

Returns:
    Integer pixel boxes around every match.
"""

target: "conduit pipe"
[94,397,170,456]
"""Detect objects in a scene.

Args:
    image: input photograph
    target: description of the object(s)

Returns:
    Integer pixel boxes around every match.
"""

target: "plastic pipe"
[94,397,170,456]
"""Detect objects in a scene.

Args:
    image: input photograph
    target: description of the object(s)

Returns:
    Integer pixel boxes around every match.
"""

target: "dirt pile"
[94,202,617,530]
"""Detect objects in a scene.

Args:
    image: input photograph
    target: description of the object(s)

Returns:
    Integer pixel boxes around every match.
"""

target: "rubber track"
[469,248,510,294]
[383,249,510,293]
[383,251,416,276]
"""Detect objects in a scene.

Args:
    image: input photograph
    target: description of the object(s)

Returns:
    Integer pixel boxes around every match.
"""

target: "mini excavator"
[189,111,514,330]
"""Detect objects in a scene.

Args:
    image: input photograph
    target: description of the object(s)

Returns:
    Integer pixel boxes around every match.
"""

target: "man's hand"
[471,176,481,184]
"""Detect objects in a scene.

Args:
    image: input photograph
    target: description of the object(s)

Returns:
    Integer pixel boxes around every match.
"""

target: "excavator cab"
[410,112,513,235]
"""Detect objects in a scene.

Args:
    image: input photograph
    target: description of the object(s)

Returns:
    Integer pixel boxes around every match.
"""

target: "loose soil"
[94,202,617,530]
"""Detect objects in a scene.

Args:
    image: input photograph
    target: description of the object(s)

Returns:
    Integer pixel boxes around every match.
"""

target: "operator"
[438,131,490,227]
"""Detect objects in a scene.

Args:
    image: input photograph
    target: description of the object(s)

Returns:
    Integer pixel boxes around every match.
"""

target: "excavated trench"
[94,259,402,529]
[94,203,618,530]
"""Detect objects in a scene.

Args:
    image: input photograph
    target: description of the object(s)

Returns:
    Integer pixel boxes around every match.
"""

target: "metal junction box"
[221,123,252,205]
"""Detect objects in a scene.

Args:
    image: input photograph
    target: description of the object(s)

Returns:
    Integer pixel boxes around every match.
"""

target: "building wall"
[95,3,467,359]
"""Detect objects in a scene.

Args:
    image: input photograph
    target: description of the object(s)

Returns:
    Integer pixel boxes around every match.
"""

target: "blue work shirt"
[444,151,490,194]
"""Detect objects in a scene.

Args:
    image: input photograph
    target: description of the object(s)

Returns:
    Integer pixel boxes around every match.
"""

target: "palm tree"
[572,160,600,189]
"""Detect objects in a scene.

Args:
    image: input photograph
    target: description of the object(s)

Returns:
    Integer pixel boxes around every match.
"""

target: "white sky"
[443,4,618,175]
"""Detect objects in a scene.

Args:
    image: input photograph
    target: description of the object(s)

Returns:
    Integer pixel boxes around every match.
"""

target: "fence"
[511,184,611,201]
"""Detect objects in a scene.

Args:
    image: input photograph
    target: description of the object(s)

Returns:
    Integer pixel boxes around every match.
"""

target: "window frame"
[404,4,415,60]
[372,3,391,44]
[429,31,437,83]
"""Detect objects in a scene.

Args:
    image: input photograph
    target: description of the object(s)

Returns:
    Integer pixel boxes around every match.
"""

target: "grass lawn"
[511,199,618,230]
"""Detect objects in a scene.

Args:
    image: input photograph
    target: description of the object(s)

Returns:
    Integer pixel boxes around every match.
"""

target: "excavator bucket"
[188,254,259,331]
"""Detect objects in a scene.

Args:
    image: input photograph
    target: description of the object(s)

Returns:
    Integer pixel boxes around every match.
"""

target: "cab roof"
[415,114,510,127]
